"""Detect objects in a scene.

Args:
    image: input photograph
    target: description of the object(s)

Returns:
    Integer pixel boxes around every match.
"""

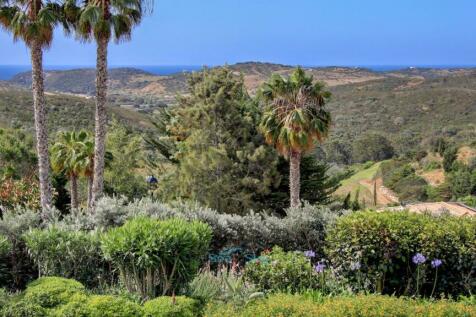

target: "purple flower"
[350,261,361,271]
[304,250,316,258]
[314,262,326,273]
[431,259,442,268]
[412,253,427,265]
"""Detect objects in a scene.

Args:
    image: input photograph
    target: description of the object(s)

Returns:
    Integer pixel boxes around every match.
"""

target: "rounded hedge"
[50,293,90,317]
[205,294,476,317]
[23,277,85,308]
[143,296,200,317]
[101,217,212,298]
[325,211,476,296]
[82,295,143,317]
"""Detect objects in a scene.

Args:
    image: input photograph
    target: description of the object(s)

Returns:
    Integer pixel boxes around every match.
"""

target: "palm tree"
[260,67,331,208]
[74,0,151,209]
[0,0,63,212]
[51,131,89,209]
[78,135,95,206]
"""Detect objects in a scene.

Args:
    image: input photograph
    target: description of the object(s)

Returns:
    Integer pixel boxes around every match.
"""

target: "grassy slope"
[334,162,382,203]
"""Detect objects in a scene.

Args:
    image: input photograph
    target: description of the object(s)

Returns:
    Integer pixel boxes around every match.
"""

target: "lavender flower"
[431,259,442,268]
[350,261,361,271]
[412,253,426,265]
[304,250,316,258]
[314,262,326,273]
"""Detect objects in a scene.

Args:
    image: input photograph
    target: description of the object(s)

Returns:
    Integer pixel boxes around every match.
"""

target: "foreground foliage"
[2,277,474,317]
[205,293,476,317]
[326,211,476,296]
[101,217,212,298]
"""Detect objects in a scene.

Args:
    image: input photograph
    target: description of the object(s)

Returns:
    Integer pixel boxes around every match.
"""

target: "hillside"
[9,62,386,107]
[326,71,476,151]
[5,62,476,154]
[0,82,152,133]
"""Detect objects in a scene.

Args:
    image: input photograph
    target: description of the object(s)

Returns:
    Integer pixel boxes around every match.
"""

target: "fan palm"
[0,0,66,212]
[50,130,91,209]
[72,0,151,209]
[260,67,331,207]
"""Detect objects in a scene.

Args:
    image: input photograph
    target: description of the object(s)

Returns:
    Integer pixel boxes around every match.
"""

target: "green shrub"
[0,298,47,317]
[0,236,11,287]
[143,296,200,317]
[0,236,11,257]
[0,288,9,309]
[65,198,340,260]
[423,161,441,171]
[83,295,142,317]
[204,294,476,317]
[101,217,212,298]
[326,211,476,296]
[23,227,110,288]
[23,277,85,308]
[50,293,89,317]
[0,208,41,290]
[244,247,320,293]
[382,161,428,202]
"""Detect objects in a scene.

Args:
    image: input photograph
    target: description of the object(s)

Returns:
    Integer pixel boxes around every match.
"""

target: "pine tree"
[147,68,280,214]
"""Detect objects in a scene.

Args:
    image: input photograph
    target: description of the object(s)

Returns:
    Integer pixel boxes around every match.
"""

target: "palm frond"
[259,68,332,158]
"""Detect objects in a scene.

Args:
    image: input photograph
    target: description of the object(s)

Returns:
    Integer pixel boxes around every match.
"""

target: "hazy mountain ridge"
[8,62,394,104]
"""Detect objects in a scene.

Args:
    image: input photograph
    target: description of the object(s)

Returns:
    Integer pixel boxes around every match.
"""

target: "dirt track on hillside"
[360,178,399,206]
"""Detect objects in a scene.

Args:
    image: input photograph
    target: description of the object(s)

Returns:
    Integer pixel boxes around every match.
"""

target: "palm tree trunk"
[30,40,52,213]
[289,151,301,208]
[87,175,93,208]
[70,175,79,209]
[90,36,109,210]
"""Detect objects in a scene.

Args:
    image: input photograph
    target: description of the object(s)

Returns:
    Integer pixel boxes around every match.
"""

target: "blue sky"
[1,0,475,66]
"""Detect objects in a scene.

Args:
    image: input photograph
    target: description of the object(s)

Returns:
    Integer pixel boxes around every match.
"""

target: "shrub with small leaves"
[50,293,90,317]
[83,295,143,317]
[143,296,200,317]
[0,298,47,317]
[23,277,85,308]
[205,293,476,317]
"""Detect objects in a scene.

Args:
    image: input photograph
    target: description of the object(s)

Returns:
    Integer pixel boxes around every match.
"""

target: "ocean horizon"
[1,64,475,81]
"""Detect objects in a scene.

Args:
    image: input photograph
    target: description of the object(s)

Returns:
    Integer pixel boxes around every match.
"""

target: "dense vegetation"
[0,200,474,316]
[0,84,152,132]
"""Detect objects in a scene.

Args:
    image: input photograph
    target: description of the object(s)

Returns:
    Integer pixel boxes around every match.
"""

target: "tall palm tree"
[260,67,331,208]
[50,131,89,209]
[0,0,63,212]
[74,0,151,209]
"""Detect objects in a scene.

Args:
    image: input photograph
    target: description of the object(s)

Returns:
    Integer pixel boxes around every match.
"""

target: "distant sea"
[0,65,204,80]
[1,64,475,81]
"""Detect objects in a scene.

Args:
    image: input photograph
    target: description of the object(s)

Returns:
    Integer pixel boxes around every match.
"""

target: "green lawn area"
[334,161,383,204]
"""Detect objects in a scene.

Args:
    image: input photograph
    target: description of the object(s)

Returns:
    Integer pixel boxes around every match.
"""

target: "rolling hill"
[5,62,476,154]
[0,81,152,133]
